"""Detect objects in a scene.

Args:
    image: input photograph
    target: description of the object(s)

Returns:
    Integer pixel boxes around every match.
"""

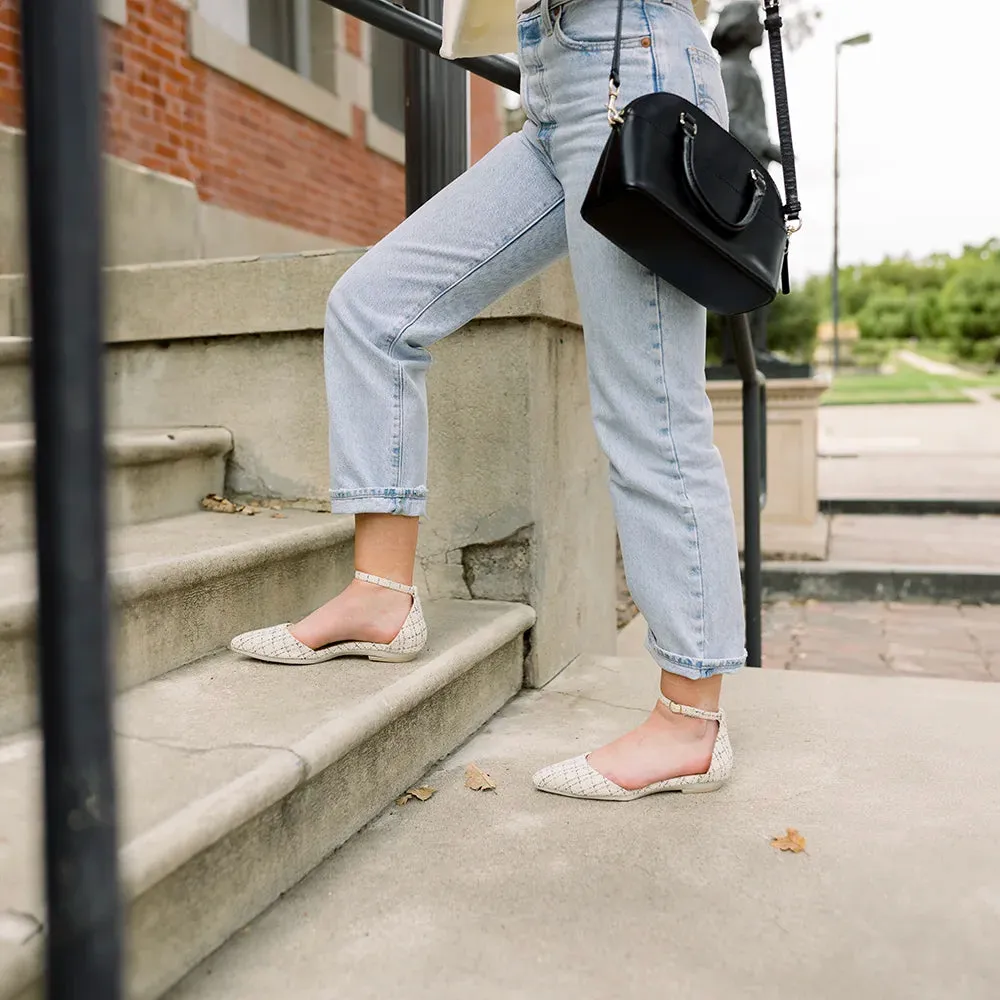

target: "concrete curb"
[762,561,1000,604]
[820,498,1000,517]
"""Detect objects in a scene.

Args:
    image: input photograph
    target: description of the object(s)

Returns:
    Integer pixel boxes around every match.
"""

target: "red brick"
[0,0,501,247]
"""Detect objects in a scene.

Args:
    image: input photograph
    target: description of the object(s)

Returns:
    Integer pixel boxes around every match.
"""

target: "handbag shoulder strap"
[762,0,801,227]
[607,0,802,229]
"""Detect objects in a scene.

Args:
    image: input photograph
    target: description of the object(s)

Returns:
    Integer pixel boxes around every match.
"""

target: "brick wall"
[0,0,505,247]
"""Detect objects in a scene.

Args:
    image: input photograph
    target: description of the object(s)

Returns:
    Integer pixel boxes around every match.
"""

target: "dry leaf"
[464,763,497,791]
[271,512,287,519]
[395,786,436,806]
[201,493,240,514]
[242,505,260,516]
[770,828,807,853]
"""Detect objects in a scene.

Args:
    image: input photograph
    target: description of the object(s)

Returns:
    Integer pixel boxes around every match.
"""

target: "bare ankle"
[659,673,722,714]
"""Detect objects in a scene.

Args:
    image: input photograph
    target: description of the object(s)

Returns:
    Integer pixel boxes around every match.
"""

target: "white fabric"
[441,0,519,59]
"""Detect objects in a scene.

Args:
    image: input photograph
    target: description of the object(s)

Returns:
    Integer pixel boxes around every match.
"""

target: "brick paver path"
[763,601,1000,681]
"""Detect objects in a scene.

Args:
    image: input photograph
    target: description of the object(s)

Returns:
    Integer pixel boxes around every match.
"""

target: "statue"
[707,1,811,379]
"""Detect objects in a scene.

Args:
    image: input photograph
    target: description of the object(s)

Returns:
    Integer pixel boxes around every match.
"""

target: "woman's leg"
[540,0,745,785]
[289,129,568,649]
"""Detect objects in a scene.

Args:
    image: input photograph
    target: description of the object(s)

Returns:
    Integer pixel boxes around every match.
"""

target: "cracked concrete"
[462,525,534,604]
[0,910,41,946]
[117,730,307,769]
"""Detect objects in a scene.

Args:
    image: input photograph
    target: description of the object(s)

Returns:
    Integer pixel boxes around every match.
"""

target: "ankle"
[348,577,413,606]
[658,675,722,715]
[650,701,716,741]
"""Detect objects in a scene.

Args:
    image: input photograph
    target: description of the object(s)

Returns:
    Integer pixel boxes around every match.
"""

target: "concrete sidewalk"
[826,514,1000,566]
[169,655,1000,1000]
[819,401,1000,500]
[620,605,1000,681]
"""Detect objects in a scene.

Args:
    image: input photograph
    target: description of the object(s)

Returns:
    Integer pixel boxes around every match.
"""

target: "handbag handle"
[680,113,767,233]
[607,0,802,231]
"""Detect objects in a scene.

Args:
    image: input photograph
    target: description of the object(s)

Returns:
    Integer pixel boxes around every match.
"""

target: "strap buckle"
[606,78,625,126]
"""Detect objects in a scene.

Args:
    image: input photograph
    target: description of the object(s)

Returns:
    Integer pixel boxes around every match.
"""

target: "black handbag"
[581,0,801,316]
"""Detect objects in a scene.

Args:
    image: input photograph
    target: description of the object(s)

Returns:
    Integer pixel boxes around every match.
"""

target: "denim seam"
[519,127,560,176]
[330,488,427,498]
[380,194,565,511]
[394,358,405,495]
[646,630,746,679]
[641,2,660,92]
[384,195,566,364]
[653,272,707,657]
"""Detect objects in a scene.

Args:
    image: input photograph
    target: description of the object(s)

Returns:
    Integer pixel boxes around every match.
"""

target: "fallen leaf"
[395,786,436,806]
[271,512,287,519]
[771,828,807,853]
[242,505,260,516]
[201,493,240,514]
[464,763,497,791]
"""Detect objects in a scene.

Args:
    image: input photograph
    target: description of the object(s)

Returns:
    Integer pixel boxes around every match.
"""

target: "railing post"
[404,0,468,212]
[19,0,122,996]
[730,313,766,668]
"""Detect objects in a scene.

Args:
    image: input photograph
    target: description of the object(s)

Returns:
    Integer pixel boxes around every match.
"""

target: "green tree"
[856,289,912,341]
[766,284,820,361]
[938,263,1000,365]
[705,285,819,365]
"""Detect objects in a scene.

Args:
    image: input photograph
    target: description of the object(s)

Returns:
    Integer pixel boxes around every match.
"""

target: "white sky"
[757,0,1000,279]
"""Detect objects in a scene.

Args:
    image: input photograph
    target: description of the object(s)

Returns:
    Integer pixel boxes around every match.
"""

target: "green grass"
[822,359,1000,406]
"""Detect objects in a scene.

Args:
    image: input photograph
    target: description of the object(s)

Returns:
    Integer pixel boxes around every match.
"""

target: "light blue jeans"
[325,0,746,679]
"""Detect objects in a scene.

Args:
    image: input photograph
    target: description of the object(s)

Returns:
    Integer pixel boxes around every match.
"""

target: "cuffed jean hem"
[646,631,747,681]
[329,489,427,517]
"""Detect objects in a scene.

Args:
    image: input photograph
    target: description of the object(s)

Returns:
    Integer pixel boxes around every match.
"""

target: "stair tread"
[0,598,535,985]
[0,423,232,459]
[0,507,354,608]
[0,337,29,360]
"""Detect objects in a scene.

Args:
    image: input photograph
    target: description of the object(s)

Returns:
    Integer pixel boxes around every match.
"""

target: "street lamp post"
[832,32,872,372]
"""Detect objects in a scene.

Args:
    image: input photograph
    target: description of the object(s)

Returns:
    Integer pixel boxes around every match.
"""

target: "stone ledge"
[762,560,1000,604]
[101,0,127,26]
[1,251,581,343]
[188,13,353,138]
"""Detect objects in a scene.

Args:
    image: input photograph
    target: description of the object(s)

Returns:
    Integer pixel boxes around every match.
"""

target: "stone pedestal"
[708,377,830,560]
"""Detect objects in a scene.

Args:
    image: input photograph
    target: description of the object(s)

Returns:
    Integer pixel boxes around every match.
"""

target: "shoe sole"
[533,780,725,801]
[228,643,421,666]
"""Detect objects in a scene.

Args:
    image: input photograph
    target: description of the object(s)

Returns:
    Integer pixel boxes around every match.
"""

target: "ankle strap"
[354,571,417,596]
[659,695,722,722]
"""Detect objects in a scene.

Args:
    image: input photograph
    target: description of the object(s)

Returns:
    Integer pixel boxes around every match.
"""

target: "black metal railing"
[324,0,768,666]
[19,0,122,998]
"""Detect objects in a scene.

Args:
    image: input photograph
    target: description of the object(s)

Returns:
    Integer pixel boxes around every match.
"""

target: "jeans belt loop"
[540,0,557,35]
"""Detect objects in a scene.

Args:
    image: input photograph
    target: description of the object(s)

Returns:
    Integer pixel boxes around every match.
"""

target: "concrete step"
[0,424,233,552]
[0,338,28,423]
[761,514,1000,604]
[762,560,1000,604]
[165,658,1000,1000]
[0,599,534,1000]
[0,508,355,737]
